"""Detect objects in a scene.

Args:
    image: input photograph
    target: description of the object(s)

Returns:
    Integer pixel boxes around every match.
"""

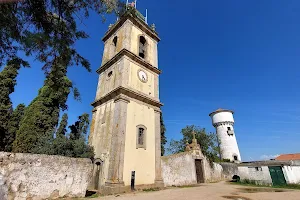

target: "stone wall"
[161,152,197,187]
[161,152,237,187]
[219,162,238,179]
[0,152,93,200]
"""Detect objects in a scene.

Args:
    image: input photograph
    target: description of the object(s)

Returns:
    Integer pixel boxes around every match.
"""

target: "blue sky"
[8,0,300,161]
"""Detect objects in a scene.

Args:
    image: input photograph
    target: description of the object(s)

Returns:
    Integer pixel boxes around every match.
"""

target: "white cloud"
[260,154,280,160]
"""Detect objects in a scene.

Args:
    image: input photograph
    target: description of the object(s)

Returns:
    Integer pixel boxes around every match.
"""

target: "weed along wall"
[0,152,93,200]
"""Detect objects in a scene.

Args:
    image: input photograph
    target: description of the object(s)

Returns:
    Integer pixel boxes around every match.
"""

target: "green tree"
[56,113,68,137]
[0,59,28,151]
[160,113,167,156]
[4,104,26,152]
[13,63,72,154]
[69,113,89,140]
[167,125,220,163]
[53,113,94,159]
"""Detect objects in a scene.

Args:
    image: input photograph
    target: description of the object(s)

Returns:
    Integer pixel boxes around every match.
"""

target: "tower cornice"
[91,86,163,108]
[96,48,161,75]
[102,11,160,42]
[213,121,234,127]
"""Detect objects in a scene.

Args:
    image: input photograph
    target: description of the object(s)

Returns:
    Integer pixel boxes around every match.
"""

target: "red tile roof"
[275,153,300,161]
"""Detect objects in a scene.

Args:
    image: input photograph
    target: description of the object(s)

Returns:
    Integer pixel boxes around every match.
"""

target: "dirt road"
[95,182,300,200]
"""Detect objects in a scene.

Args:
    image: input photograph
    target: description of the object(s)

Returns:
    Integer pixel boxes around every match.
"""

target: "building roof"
[209,108,234,116]
[275,153,300,161]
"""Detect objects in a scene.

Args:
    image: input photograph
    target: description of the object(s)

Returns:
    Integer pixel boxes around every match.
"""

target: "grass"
[142,187,160,192]
[174,184,199,188]
[231,179,300,190]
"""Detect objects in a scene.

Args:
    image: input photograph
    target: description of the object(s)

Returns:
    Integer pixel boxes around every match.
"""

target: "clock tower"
[88,7,163,194]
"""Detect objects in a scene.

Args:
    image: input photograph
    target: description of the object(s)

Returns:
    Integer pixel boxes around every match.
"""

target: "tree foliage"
[53,113,94,159]
[167,125,220,163]
[0,0,122,69]
[160,113,167,156]
[4,104,26,152]
[0,59,28,151]
[56,113,68,137]
[13,63,72,153]
[1,0,120,158]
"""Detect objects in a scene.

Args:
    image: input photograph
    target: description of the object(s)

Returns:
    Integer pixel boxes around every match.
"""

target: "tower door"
[269,166,286,186]
[195,159,204,183]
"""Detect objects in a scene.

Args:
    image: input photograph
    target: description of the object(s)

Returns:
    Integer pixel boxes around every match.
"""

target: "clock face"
[138,70,148,83]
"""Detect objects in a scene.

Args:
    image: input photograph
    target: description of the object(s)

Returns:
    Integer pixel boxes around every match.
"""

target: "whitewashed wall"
[238,166,272,185]
[283,166,300,184]
[0,152,93,200]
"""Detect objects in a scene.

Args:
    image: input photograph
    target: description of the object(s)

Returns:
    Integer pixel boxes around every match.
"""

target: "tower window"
[233,155,238,161]
[113,36,118,47]
[136,125,147,149]
[227,127,231,131]
[139,36,147,59]
[138,128,144,145]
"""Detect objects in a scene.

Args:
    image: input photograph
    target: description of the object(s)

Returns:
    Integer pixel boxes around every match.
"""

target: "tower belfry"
[88,5,163,194]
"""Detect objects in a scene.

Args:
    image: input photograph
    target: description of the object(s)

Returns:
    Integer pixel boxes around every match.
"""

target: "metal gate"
[195,159,204,183]
[268,166,286,186]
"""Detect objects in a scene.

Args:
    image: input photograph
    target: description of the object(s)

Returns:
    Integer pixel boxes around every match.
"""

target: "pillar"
[105,95,130,187]
[154,108,164,186]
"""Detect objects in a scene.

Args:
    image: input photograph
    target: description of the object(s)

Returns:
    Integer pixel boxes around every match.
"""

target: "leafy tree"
[69,113,89,140]
[53,113,94,159]
[160,113,167,156]
[4,104,26,152]
[167,125,220,163]
[0,59,28,151]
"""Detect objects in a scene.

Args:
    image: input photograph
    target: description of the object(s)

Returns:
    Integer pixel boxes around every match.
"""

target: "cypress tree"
[13,63,72,154]
[4,104,26,152]
[160,113,167,156]
[0,59,28,151]
[56,113,68,137]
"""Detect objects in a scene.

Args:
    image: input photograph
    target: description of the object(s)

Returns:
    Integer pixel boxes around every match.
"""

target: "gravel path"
[95,182,300,200]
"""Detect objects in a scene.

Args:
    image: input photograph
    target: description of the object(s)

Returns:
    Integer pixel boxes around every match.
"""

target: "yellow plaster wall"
[96,58,125,100]
[123,101,156,186]
[128,62,155,98]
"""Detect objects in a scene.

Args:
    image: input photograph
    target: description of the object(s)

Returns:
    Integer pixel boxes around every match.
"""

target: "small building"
[238,160,300,185]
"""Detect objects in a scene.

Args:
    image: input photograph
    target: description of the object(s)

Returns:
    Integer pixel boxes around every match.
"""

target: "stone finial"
[185,140,191,152]
[151,23,156,31]
[108,24,114,29]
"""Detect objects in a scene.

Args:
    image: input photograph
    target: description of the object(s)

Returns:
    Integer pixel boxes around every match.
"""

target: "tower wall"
[123,100,156,185]
[210,110,241,162]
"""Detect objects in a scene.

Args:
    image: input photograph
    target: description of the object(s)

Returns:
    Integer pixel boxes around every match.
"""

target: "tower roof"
[209,108,234,117]
[102,7,160,42]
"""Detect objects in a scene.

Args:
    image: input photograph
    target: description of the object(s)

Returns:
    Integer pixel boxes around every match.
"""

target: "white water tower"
[209,109,241,162]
